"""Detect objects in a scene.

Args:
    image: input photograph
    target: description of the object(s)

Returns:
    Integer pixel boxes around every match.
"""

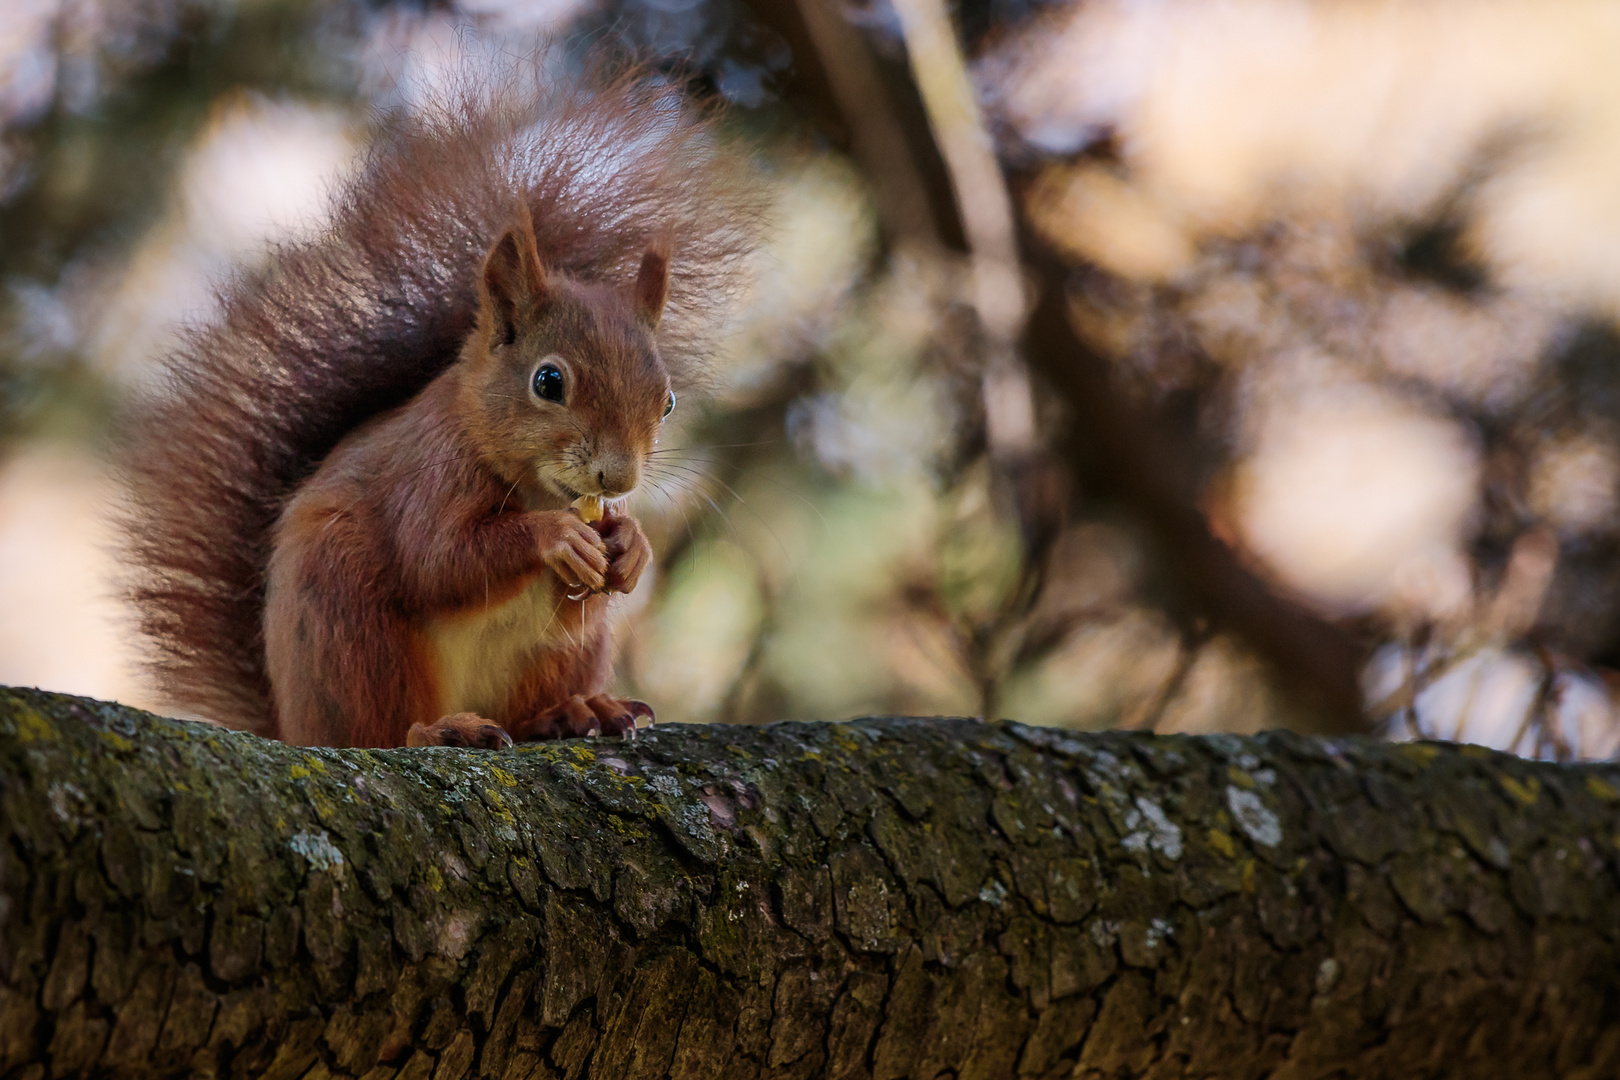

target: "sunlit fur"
[119,61,765,734]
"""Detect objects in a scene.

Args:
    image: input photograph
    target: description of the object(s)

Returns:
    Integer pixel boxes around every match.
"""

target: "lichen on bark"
[3,685,1620,1079]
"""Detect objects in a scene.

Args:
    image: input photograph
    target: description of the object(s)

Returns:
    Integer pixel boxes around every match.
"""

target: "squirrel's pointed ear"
[482,211,548,347]
[633,245,670,329]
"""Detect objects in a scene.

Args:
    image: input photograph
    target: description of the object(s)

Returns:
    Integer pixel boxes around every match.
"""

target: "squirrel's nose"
[593,455,640,498]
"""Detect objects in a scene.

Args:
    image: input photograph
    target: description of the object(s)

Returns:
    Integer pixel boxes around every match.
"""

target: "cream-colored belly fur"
[425,577,569,717]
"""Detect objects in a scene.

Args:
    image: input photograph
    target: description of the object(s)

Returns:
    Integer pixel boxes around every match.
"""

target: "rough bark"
[3,686,1620,1080]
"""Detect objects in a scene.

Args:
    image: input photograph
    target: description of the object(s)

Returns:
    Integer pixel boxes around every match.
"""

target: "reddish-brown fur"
[264,205,680,746]
[262,368,628,746]
[119,62,764,741]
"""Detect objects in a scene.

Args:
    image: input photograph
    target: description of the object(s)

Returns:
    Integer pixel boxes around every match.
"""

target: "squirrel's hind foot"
[521,695,653,741]
[408,713,515,749]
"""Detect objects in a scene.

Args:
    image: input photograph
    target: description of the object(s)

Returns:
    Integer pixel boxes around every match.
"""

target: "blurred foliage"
[4,0,1620,759]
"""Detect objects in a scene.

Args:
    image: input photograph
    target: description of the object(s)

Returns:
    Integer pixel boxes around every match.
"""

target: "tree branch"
[3,686,1619,1078]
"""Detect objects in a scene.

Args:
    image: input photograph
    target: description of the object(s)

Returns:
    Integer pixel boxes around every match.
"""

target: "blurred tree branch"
[778,0,1372,732]
[789,0,942,249]
[1016,237,1372,734]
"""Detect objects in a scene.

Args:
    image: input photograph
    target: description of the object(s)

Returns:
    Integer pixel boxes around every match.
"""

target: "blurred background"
[4,0,1620,759]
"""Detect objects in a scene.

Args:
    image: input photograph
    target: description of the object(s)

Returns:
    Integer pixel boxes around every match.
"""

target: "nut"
[572,495,604,524]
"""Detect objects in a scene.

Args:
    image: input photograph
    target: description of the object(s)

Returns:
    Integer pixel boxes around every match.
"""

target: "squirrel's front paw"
[407,713,514,749]
[522,695,654,740]
[534,510,609,591]
[597,510,652,594]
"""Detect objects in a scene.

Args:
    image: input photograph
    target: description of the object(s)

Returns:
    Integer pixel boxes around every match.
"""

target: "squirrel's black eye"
[532,363,565,404]
[662,390,676,420]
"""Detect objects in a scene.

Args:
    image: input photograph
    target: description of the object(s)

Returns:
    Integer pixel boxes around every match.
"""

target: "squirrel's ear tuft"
[633,245,671,329]
[482,209,548,347]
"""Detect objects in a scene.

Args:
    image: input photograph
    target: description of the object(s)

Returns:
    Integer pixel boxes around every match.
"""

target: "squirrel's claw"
[520,694,649,741]
[408,713,514,750]
[538,510,609,592]
[601,514,653,595]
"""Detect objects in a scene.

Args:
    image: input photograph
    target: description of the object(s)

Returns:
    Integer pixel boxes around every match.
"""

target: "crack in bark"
[3,688,1620,1079]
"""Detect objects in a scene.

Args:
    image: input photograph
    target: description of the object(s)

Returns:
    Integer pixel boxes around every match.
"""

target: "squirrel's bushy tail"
[119,63,767,732]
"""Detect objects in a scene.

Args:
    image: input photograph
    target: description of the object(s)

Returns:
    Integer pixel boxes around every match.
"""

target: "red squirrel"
[119,70,763,748]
